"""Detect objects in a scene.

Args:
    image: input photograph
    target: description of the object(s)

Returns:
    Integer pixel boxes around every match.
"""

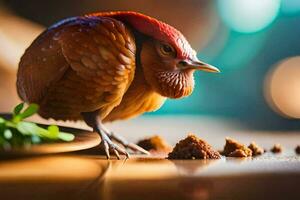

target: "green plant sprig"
[0,103,75,150]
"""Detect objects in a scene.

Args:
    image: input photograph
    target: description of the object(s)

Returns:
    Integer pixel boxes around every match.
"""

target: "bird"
[17,11,220,159]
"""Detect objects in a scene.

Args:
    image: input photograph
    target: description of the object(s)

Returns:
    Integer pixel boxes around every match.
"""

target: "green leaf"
[35,126,51,137]
[5,121,16,128]
[0,117,5,134]
[16,121,39,135]
[4,129,12,139]
[12,115,21,124]
[0,117,5,124]
[13,103,24,115]
[1,102,75,149]
[48,125,59,138]
[58,132,75,141]
[19,104,39,119]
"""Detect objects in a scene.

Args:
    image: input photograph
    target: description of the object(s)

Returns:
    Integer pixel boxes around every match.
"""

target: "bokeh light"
[217,0,281,33]
[265,56,300,119]
[200,30,268,70]
[281,0,300,15]
[211,31,267,70]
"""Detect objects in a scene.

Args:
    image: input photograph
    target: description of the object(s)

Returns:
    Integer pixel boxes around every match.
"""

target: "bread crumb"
[248,142,264,156]
[271,144,282,153]
[221,138,252,157]
[168,134,221,160]
[137,135,171,153]
[228,149,249,157]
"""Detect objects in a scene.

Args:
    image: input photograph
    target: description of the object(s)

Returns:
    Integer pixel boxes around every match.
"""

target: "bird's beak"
[189,59,220,73]
[180,59,220,73]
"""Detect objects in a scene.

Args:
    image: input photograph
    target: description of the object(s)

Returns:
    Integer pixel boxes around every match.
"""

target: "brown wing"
[17,16,136,120]
[17,25,69,103]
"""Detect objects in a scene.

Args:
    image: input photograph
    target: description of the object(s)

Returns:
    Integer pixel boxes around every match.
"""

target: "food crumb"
[271,144,282,153]
[168,134,221,160]
[221,138,252,157]
[228,149,248,157]
[137,135,172,153]
[295,145,300,155]
[248,142,264,156]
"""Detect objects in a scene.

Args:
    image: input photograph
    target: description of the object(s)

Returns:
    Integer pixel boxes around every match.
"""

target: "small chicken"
[17,11,219,158]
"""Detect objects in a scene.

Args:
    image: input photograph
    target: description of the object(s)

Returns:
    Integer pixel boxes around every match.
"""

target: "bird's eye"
[160,43,176,56]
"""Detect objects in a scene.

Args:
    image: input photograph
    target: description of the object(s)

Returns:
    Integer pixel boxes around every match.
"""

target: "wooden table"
[1,116,300,200]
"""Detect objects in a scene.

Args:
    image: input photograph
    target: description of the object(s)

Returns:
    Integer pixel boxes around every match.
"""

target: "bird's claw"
[107,131,150,155]
[96,124,148,159]
[82,112,133,159]
[100,134,129,160]
[100,125,149,155]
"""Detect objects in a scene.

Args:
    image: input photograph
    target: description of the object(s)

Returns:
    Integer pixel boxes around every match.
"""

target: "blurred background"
[0,0,300,130]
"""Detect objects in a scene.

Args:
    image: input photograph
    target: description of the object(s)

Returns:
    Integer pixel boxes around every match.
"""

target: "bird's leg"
[100,126,149,155]
[82,111,129,159]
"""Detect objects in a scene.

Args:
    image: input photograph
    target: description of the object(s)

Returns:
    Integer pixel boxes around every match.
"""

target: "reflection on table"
[1,150,300,200]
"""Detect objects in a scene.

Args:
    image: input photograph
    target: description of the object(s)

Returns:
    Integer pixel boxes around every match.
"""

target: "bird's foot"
[97,126,149,159]
[99,131,130,159]
[107,131,150,155]
[100,125,150,155]
[82,111,148,159]
[82,112,127,159]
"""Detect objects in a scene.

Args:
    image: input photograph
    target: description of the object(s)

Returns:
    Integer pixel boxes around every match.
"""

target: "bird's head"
[139,33,219,99]
[98,11,220,98]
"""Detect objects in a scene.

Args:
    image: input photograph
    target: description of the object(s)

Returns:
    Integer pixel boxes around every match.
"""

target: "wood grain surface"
[0,152,300,200]
[1,116,300,200]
